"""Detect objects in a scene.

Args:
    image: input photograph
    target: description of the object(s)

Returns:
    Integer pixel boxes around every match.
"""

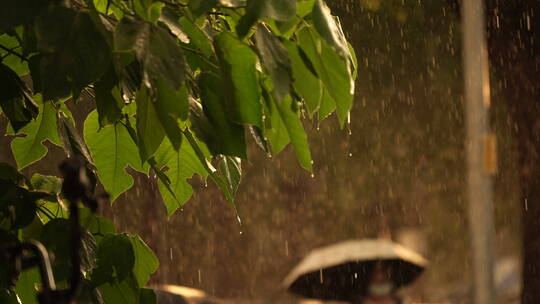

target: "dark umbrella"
[283,239,428,302]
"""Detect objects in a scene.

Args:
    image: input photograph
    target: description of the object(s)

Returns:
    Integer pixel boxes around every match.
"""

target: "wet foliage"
[0,0,356,302]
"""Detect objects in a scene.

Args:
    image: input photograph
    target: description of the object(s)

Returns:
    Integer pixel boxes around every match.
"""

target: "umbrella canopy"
[153,284,217,304]
[283,239,428,302]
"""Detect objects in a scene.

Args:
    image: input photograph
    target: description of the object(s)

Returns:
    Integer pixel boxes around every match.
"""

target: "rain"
[0,0,536,303]
[83,0,524,303]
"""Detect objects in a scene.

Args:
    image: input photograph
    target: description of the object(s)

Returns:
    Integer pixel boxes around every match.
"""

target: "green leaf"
[136,86,165,162]
[99,276,138,304]
[37,202,68,224]
[158,7,189,43]
[198,72,247,158]
[80,208,116,244]
[114,17,186,90]
[178,16,214,58]
[297,26,353,126]
[41,219,97,282]
[275,95,312,171]
[154,136,207,215]
[254,25,292,101]
[0,34,29,75]
[40,219,72,280]
[214,32,262,128]
[237,0,297,37]
[15,268,40,304]
[35,6,111,100]
[56,111,95,166]
[154,79,188,150]
[318,87,336,120]
[11,100,61,169]
[129,235,159,287]
[0,63,38,132]
[311,0,350,58]
[84,111,144,202]
[218,156,242,195]
[284,40,322,115]
[95,65,124,127]
[30,174,62,194]
[262,85,289,154]
[183,130,240,222]
[92,234,135,286]
[189,0,218,17]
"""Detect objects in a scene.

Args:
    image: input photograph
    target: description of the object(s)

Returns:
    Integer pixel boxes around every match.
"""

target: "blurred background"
[0,0,524,303]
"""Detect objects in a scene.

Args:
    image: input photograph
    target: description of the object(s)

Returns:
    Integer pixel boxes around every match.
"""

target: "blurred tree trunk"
[483,1,540,302]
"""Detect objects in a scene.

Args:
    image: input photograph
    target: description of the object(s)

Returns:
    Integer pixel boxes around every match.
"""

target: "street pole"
[461,0,496,303]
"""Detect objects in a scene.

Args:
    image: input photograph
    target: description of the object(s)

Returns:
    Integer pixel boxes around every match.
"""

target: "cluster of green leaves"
[0,165,158,303]
[0,0,355,302]
[1,0,355,215]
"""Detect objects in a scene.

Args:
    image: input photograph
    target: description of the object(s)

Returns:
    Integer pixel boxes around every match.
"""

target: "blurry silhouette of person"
[355,262,403,304]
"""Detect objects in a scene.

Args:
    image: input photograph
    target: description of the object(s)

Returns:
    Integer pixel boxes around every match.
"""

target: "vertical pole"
[461,0,496,303]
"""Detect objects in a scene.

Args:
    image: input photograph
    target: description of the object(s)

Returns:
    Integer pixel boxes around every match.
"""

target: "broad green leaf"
[84,111,144,202]
[148,2,165,24]
[0,63,38,132]
[284,40,322,115]
[318,88,336,120]
[154,136,207,215]
[297,27,352,126]
[198,72,247,158]
[30,174,61,194]
[92,234,135,286]
[178,17,214,57]
[133,0,153,21]
[275,95,312,171]
[20,216,43,242]
[114,17,186,90]
[183,130,240,221]
[262,85,289,154]
[214,32,262,128]
[37,202,68,224]
[136,87,165,162]
[40,219,72,281]
[254,25,292,101]
[41,219,97,282]
[129,235,159,287]
[80,208,116,244]
[218,156,242,195]
[237,0,297,37]
[189,0,218,18]
[35,6,111,100]
[94,65,124,127]
[311,0,350,58]
[15,268,40,304]
[158,7,189,43]
[154,79,188,150]
[11,100,60,169]
[99,276,138,304]
[0,34,29,75]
